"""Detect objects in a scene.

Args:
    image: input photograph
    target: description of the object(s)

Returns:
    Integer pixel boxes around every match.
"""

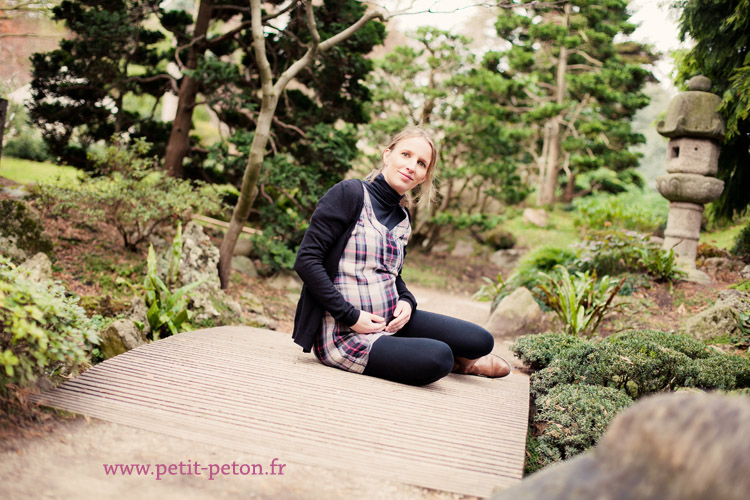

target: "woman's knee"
[412,342,453,385]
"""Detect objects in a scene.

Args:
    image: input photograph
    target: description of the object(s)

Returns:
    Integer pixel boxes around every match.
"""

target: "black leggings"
[362,309,494,386]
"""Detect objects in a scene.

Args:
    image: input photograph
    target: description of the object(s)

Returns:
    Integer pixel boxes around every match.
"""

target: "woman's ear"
[382,148,391,166]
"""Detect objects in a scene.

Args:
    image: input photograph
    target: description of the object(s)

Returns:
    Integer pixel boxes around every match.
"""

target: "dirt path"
[0,288,519,500]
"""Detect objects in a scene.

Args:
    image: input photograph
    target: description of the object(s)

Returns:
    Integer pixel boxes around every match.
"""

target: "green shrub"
[573,189,668,233]
[30,137,223,251]
[0,255,100,388]
[491,246,577,310]
[511,332,587,370]
[681,354,750,390]
[533,384,633,469]
[537,266,624,337]
[731,223,750,259]
[2,130,52,162]
[574,229,653,275]
[637,247,685,282]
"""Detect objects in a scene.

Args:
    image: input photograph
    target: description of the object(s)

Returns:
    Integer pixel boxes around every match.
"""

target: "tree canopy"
[675,0,750,220]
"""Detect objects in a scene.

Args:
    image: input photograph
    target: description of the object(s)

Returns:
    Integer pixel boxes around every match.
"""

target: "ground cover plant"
[514,330,750,474]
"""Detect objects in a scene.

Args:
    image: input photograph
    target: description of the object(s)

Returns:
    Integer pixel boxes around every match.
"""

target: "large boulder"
[491,392,750,500]
[489,249,526,272]
[522,208,548,228]
[682,289,750,342]
[0,199,53,263]
[99,319,147,359]
[485,287,551,340]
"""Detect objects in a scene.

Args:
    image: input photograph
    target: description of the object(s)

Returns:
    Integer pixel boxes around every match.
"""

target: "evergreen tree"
[675,0,750,220]
[28,0,170,167]
[494,0,654,205]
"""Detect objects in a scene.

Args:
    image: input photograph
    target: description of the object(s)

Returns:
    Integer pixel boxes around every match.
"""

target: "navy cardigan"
[292,179,417,352]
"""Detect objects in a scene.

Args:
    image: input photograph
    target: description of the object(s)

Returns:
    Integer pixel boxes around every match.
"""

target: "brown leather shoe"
[452,354,512,378]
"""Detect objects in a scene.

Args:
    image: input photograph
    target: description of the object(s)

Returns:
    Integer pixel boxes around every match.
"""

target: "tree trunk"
[163,0,213,177]
[0,98,7,164]
[537,3,570,206]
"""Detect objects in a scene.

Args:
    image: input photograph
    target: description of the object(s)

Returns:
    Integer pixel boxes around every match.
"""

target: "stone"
[665,137,720,176]
[489,249,525,271]
[491,392,750,500]
[241,291,265,315]
[0,199,53,263]
[99,319,147,359]
[682,289,750,342]
[741,265,750,280]
[662,201,705,267]
[234,238,254,257]
[231,255,258,277]
[268,271,303,292]
[522,208,548,228]
[451,239,474,257]
[656,83,725,140]
[17,252,53,282]
[1,186,28,199]
[656,174,724,205]
[483,227,516,250]
[702,257,746,276]
[430,243,450,254]
[485,287,551,340]
[127,296,150,336]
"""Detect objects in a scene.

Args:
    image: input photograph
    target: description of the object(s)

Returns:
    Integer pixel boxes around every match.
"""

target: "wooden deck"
[31,326,529,498]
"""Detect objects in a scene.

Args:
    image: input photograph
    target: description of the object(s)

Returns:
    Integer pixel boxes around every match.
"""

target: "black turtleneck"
[365,173,407,230]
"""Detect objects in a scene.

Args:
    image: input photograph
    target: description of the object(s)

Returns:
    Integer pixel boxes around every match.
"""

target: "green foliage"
[574,229,652,275]
[537,266,624,337]
[731,223,750,259]
[491,246,578,310]
[0,255,100,388]
[142,224,205,340]
[676,0,750,219]
[512,332,587,371]
[637,247,685,282]
[473,273,507,303]
[533,384,633,470]
[30,137,223,251]
[28,0,169,167]
[681,354,750,390]
[573,167,645,195]
[572,189,668,233]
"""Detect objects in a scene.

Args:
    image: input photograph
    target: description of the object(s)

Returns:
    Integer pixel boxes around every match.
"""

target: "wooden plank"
[31,326,529,497]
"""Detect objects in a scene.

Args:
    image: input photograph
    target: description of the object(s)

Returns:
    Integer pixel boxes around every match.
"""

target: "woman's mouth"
[399,171,413,181]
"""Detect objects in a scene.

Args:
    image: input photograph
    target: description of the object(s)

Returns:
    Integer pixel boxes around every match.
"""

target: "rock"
[430,243,450,254]
[99,319,147,359]
[522,208,548,228]
[682,289,750,342]
[489,249,525,271]
[702,257,746,276]
[241,291,265,315]
[741,265,750,280]
[1,186,28,199]
[268,271,303,292]
[483,227,516,250]
[491,392,750,500]
[0,199,53,263]
[451,239,474,257]
[231,255,258,277]
[485,287,551,340]
[234,238,254,257]
[127,296,150,336]
[17,252,53,282]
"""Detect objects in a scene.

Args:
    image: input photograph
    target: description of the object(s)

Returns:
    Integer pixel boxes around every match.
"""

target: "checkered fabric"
[314,183,411,373]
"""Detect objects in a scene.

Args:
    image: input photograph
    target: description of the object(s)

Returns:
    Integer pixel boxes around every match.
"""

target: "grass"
[0,157,79,185]
[504,207,579,250]
[701,213,750,251]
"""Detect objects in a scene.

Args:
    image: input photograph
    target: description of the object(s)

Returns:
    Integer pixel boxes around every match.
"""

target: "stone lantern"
[656,75,725,279]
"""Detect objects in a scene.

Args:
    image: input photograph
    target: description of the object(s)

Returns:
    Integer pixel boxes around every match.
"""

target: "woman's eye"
[418,161,426,168]
[401,151,409,157]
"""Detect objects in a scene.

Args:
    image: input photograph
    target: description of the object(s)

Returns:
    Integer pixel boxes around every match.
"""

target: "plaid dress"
[314,183,411,373]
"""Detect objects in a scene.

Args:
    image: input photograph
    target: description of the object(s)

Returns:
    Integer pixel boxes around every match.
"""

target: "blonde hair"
[368,126,439,209]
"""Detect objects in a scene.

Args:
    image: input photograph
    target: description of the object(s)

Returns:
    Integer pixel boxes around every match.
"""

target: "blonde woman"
[293,127,511,385]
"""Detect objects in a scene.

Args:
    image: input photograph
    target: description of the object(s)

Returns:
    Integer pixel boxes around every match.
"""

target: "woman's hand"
[386,301,412,333]
[351,311,386,334]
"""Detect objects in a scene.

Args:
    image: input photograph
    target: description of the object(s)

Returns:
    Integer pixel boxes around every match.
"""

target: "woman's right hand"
[350,311,386,334]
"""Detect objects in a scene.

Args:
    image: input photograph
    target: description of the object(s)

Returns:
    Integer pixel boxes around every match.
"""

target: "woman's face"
[382,136,432,195]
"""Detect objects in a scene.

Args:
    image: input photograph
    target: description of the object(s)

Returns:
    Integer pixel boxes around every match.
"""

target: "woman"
[292,126,511,386]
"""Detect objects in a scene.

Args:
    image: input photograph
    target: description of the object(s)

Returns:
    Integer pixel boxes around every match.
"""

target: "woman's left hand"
[386,300,412,333]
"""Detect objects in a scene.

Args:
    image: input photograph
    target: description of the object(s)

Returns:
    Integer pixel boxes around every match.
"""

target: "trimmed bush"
[533,384,633,470]
[681,354,750,390]
[731,223,750,260]
[512,332,587,371]
[0,255,100,388]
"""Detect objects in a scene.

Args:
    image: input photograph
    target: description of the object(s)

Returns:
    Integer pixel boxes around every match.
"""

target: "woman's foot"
[452,354,512,378]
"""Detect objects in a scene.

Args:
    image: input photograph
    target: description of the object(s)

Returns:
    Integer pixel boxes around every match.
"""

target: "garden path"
[2,289,529,500]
